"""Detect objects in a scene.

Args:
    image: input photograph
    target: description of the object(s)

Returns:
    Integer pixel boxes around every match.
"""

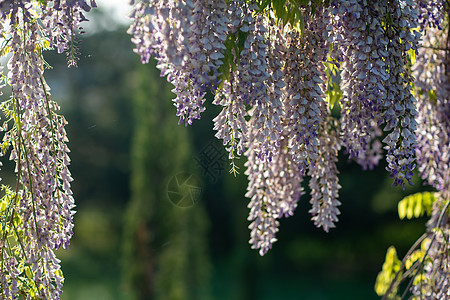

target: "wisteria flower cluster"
[0,1,94,299]
[129,0,448,263]
[410,22,450,298]
[0,0,448,298]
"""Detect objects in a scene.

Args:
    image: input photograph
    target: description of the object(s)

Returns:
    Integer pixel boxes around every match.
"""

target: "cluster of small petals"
[211,3,251,160]
[201,1,229,90]
[308,117,342,232]
[0,1,30,25]
[169,70,208,125]
[411,199,450,299]
[333,0,387,168]
[413,27,447,93]
[128,0,163,64]
[213,2,284,162]
[245,133,303,255]
[0,253,20,299]
[250,18,285,162]
[181,0,227,87]
[1,12,74,299]
[415,0,444,32]
[129,0,230,125]
[236,7,270,108]
[382,0,420,188]
[269,136,305,219]
[213,77,248,160]
[171,0,230,125]
[40,0,96,66]
[130,0,449,260]
[224,3,264,109]
[129,0,193,68]
[245,135,279,256]
[414,27,449,194]
[284,8,328,174]
[129,0,196,124]
[353,123,383,170]
[415,97,449,193]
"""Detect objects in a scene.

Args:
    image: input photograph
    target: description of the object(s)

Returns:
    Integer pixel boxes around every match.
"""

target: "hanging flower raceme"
[246,16,285,162]
[414,26,449,195]
[416,0,444,32]
[169,0,230,125]
[245,127,304,255]
[332,0,386,169]
[412,27,449,297]
[308,117,342,232]
[284,7,328,174]
[213,2,268,165]
[129,0,230,125]
[213,75,249,163]
[128,0,192,68]
[129,0,449,260]
[381,0,421,188]
[0,1,90,298]
[41,0,97,66]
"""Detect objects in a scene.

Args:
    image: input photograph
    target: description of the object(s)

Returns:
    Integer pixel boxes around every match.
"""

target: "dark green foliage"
[121,60,210,300]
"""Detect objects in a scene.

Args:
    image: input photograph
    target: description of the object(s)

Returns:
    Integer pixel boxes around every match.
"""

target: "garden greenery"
[0,0,448,299]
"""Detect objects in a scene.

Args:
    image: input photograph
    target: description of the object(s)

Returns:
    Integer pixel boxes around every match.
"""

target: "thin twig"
[384,200,450,300]
[420,46,449,51]
[382,233,427,300]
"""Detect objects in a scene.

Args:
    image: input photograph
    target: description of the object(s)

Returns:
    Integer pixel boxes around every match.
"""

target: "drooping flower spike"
[128,0,448,260]
[0,1,93,298]
[0,0,447,299]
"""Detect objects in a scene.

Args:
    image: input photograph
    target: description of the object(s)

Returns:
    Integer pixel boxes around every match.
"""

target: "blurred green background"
[10,8,431,300]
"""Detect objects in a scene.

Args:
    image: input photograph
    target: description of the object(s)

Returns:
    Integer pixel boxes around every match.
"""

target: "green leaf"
[26,267,33,280]
[405,248,425,270]
[296,12,305,35]
[375,246,402,298]
[407,48,416,65]
[258,0,272,11]
[398,192,436,220]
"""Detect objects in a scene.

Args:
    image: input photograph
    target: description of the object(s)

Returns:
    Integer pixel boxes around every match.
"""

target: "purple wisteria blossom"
[128,0,192,68]
[414,27,449,196]
[129,0,229,125]
[129,0,449,260]
[332,0,387,169]
[248,16,285,162]
[245,131,303,255]
[1,3,78,299]
[169,0,229,125]
[416,0,444,32]
[41,0,97,66]
[406,9,448,298]
[382,0,421,188]
[308,118,342,232]
[213,2,272,162]
[213,2,251,161]
[284,7,328,174]
[213,76,248,161]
